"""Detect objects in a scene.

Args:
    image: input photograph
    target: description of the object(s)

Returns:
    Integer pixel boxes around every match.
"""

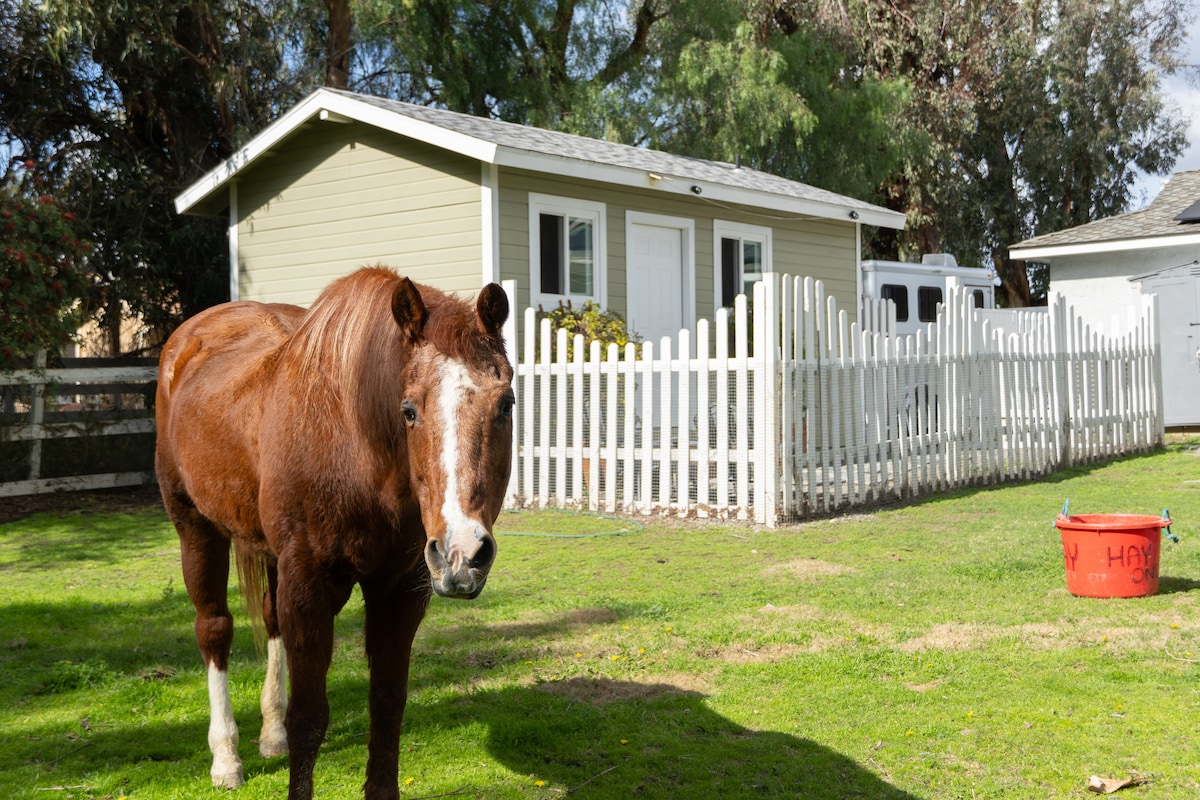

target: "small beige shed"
[175,88,905,344]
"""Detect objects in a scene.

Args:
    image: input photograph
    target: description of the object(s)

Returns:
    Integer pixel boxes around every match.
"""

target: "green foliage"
[838,0,1190,305]
[540,300,641,360]
[0,164,91,371]
[0,0,296,349]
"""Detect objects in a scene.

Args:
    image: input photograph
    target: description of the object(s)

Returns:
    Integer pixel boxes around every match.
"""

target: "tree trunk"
[326,0,352,89]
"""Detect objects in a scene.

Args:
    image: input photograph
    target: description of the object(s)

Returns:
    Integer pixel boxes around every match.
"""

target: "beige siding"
[237,122,482,306]
[496,168,858,322]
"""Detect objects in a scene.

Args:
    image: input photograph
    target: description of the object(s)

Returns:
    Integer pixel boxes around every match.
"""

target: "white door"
[626,216,692,348]
[1146,276,1200,427]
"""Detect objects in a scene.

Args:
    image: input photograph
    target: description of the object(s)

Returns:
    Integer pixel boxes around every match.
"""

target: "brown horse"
[154,267,513,800]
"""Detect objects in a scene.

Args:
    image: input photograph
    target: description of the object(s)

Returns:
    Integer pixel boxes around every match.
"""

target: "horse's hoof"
[259,737,288,758]
[212,769,245,789]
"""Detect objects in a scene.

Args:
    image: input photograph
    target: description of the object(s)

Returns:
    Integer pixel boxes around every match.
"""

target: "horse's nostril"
[425,538,448,570]
[468,536,496,570]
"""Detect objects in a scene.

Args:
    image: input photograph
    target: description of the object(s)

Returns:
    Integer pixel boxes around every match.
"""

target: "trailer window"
[880,284,909,322]
[918,286,943,322]
[972,289,985,308]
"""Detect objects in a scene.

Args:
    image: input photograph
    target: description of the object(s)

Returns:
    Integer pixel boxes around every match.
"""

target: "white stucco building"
[1010,170,1200,428]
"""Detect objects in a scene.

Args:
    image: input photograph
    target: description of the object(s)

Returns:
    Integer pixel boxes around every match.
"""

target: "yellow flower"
[404,777,414,785]
[575,652,582,658]
[1171,623,1179,629]
[905,729,915,736]
[638,648,645,655]
[620,739,629,744]
[610,654,620,661]
[534,779,546,787]
[665,626,673,632]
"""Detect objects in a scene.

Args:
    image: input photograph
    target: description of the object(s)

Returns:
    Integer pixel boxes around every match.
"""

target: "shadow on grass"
[1156,575,1200,594]
[0,505,172,571]
[844,447,1174,520]
[411,677,922,800]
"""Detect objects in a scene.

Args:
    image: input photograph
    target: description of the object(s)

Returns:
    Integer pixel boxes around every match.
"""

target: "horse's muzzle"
[424,533,496,599]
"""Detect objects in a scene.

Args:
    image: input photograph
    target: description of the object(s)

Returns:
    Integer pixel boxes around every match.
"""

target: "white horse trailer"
[861,254,998,335]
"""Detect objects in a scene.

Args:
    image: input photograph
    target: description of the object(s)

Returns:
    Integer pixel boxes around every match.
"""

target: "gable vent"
[1173,198,1200,223]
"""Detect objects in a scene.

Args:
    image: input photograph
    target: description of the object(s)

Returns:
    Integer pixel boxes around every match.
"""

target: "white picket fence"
[502,274,1163,524]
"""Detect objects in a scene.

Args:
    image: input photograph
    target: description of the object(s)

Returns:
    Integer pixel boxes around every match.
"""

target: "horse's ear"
[476,283,509,336]
[391,277,428,343]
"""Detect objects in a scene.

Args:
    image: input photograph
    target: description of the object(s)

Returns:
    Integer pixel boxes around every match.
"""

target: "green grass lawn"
[2,444,1199,799]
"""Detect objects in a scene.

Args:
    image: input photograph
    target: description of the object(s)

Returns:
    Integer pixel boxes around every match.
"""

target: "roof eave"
[176,88,905,230]
[175,89,501,216]
[495,148,905,228]
[1009,230,1200,261]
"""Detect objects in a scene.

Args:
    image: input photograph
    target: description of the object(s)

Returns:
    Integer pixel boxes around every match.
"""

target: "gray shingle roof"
[329,88,889,217]
[1011,170,1200,251]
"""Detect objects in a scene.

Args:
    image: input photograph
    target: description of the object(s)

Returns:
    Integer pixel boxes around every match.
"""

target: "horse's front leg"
[277,557,340,800]
[361,574,431,800]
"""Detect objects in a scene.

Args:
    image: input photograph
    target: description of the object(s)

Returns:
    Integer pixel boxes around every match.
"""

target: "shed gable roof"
[1009,170,1200,259]
[176,88,906,229]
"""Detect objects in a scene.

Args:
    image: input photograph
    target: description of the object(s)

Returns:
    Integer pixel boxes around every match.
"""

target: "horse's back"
[156,301,305,536]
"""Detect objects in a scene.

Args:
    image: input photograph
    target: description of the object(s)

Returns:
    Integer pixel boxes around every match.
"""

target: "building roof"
[175,88,906,230]
[1009,170,1200,260]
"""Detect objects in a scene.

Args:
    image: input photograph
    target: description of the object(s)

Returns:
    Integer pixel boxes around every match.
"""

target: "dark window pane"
[918,286,943,322]
[721,237,739,307]
[881,284,909,322]
[539,213,563,295]
[972,289,985,308]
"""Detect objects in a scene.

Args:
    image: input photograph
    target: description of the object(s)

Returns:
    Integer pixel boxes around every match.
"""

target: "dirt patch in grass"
[535,674,712,705]
[894,616,1200,653]
[695,643,813,663]
[763,558,857,580]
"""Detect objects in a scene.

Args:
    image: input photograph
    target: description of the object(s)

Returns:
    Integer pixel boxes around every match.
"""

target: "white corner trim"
[227,182,239,302]
[481,163,500,285]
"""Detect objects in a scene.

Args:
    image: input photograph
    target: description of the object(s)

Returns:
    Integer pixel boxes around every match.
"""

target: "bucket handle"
[1164,508,1179,543]
[1055,498,1070,527]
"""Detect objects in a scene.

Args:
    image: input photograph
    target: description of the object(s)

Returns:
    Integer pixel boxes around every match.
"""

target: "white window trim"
[528,192,607,310]
[625,210,697,337]
[713,219,773,313]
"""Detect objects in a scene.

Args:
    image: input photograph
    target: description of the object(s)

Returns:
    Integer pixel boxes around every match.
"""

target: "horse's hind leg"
[170,499,244,789]
[259,563,289,758]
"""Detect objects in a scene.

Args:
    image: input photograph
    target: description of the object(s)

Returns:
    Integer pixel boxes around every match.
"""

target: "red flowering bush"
[1,162,92,372]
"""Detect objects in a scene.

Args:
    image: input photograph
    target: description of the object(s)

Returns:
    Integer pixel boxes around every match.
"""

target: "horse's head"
[392,278,513,599]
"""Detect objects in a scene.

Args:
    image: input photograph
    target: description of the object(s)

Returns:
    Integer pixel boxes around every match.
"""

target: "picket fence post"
[503,273,1164,522]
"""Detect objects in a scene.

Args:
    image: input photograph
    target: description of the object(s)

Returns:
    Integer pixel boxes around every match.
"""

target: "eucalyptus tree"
[0,0,297,351]
[826,0,1190,305]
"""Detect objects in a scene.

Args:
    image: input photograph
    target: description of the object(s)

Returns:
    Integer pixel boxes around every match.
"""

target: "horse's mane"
[284,268,507,429]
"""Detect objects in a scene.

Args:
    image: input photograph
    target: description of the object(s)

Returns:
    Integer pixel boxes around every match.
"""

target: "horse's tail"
[233,541,269,658]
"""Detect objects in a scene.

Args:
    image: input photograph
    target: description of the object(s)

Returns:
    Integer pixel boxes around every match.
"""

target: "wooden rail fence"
[1,352,158,497]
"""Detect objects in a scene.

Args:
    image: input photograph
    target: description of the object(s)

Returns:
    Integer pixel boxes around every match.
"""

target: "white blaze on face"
[437,358,486,552]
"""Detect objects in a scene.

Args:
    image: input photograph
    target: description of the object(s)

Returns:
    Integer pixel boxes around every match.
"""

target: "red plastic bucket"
[1055,514,1171,598]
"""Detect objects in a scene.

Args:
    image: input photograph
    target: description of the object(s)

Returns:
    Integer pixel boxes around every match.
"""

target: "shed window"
[530,194,605,307]
[972,289,985,308]
[714,221,772,311]
[881,284,909,322]
[918,286,943,322]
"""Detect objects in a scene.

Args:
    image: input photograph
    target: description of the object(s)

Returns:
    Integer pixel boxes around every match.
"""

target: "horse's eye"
[498,394,515,420]
[401,400,418,426]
